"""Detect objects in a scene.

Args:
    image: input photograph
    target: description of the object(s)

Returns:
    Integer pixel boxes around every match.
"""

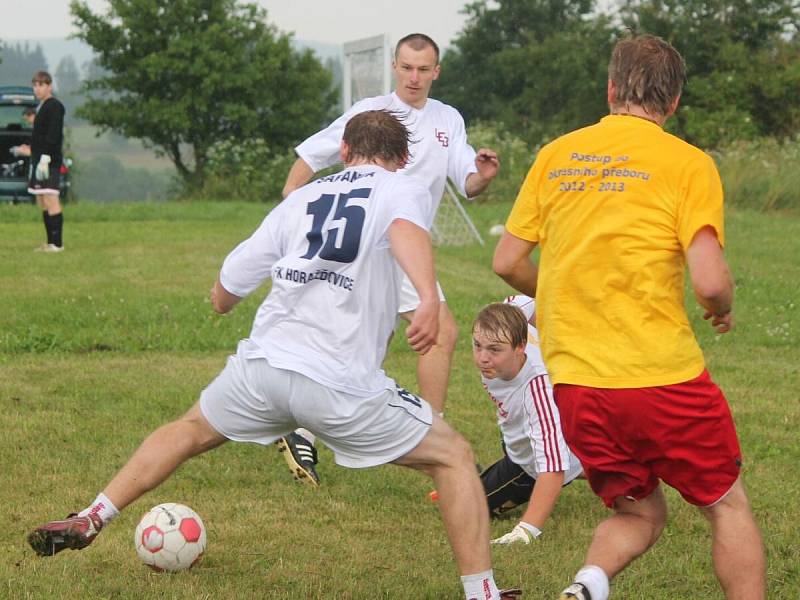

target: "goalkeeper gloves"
[491,522,542,545]
[36,154,51,180]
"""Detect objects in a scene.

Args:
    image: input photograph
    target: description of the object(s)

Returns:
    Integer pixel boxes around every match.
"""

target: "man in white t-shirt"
[474,298,583,545]
[27,111,520,600]
[278,33,500,485]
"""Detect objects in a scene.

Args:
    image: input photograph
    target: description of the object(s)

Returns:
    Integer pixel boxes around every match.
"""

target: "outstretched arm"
[493,231,539,297]
[686,226,734,333]
[491,471,565,545]
[520,471,564,531]
[388,219,439,354]
[282,158,315,199]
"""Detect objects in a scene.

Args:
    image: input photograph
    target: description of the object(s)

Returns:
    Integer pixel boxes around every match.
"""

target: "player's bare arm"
[492,232,539,297]
[282,157,315,199]
[685,226,734,333]
[210,279,242,314]
[388,218,439,354]
[465,148,500,198]
[521,471,565,531]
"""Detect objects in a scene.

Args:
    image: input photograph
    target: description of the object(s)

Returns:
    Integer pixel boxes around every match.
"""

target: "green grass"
[1,201,798,598]
[714,137,800,212]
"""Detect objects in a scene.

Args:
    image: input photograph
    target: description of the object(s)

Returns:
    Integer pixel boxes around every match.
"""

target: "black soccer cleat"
[28,513,104,557]
[276,432,320,486]
[500,588,523,599]
[558,583,592,600]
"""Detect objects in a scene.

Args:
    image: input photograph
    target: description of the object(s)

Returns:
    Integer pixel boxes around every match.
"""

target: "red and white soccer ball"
[134,503,206,572]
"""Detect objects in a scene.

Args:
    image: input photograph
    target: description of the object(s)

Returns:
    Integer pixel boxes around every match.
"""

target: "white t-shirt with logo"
[220,165,433,397]
[295,92,478,227]
[481,295,583,482]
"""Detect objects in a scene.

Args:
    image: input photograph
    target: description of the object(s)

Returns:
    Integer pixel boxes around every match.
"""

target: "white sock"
[461,569,500,600]
[78,493,120,525]
[295,428,316,446]
[575,565,609,600]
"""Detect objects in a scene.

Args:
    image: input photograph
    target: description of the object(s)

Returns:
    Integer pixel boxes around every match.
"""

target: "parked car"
[0,86,72,204]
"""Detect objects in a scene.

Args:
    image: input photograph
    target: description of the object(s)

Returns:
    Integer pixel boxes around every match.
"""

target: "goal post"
[342,34,484,246]
[343,34,392,109]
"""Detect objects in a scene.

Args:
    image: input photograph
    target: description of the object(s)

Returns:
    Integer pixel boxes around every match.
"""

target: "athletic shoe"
[28,513,104,556]
[276,432,319,486]
[500,588,523,599]
[558,583,592,600]
[36,243,64,253]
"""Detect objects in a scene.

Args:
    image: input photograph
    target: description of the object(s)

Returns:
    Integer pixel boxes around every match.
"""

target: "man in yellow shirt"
[493,34,765,600]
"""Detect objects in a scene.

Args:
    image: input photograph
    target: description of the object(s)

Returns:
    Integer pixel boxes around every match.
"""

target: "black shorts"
[481,454,536,517]
[28,155,62,195]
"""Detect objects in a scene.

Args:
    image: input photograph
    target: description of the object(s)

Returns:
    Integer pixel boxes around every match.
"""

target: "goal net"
[342,35,484,246]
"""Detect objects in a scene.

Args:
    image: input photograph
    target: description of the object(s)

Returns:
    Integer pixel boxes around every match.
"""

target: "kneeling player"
[474,297,583,545]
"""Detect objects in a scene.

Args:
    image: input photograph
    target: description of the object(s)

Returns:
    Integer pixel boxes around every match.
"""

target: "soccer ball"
[134,503,206,572]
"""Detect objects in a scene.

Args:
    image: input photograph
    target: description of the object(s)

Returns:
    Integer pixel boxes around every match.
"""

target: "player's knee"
[174,411,225,454]
[444,430,476,470]
[614,491,668,543]
[699,478,752,524]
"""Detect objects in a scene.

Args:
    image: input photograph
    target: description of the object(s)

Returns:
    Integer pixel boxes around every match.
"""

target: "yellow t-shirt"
[506,115,724,388]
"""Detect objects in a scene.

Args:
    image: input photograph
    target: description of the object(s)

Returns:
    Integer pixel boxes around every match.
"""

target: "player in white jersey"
[27,111,520,600]
[474,298,583,545]
[277,33,500,485]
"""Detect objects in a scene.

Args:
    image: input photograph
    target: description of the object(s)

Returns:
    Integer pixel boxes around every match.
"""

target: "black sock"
[42,211,53,244]
[50,212,64,248]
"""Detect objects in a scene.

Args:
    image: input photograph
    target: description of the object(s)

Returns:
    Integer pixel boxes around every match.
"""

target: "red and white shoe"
[28,513,104,556]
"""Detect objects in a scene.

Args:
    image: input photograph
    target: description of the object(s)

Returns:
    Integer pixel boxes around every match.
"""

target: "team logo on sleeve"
[435,129,449,147]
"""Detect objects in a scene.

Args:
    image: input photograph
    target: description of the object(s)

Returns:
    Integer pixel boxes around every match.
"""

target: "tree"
[619,0,800,146]
[0,42,49,87]
[55,55,83,122]
[71,0,337,189]
[436,0,614,145]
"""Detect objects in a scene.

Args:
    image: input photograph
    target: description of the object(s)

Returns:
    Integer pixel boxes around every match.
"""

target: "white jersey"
[481,296,583,482]
[295,92,478,227]
[219,164,433,397]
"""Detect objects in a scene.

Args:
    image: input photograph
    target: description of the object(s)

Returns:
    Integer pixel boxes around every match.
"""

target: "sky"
[0,0,474,48]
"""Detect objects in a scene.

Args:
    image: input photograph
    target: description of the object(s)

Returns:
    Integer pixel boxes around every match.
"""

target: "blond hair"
[472,303,528,348]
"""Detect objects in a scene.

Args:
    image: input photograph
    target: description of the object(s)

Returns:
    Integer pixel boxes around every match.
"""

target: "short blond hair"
[473,303,528,348]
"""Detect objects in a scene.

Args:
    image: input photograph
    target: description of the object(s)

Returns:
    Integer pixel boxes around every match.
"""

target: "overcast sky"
[0,0,474,48]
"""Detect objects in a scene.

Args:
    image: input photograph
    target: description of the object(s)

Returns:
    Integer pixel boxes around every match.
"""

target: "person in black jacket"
[21,71,66,252]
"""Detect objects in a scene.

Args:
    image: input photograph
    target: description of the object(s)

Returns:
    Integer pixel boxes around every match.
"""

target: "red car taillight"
[60,164,69,174]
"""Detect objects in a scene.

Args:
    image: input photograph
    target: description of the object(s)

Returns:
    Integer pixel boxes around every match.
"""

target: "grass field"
[1,201,798,598]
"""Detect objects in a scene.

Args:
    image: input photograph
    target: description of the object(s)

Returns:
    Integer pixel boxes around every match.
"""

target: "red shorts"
[555,370,742,508]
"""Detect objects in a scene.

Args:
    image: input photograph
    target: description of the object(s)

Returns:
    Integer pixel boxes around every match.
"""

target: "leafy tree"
[0,42,49,86]
[619,0,800,146]
[55,55,83,122]
[71,0,337,189]
[436,1,614,145]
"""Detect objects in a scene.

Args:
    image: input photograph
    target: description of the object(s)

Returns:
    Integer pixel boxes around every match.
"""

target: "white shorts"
[199,342,433,468]
[397,272,446,314]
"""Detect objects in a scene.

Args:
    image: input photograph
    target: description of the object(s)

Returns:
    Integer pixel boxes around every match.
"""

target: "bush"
[196,138,296,202]
[714,137,800,212]
[465,122,535,204]
[73,155,174,202]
